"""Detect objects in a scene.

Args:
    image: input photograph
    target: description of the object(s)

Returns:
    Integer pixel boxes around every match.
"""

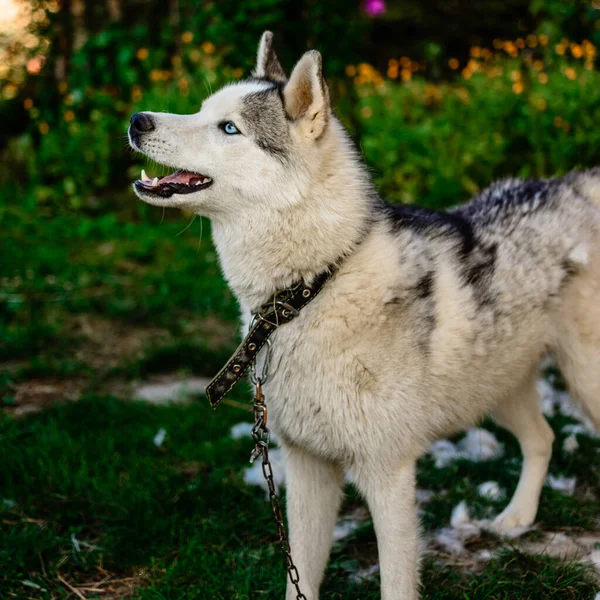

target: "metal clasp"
[275,300,299,318]
[249,379,270,463]
[249,315,273,385]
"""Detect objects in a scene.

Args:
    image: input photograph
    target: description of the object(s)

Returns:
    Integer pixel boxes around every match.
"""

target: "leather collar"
[205,267,336,408]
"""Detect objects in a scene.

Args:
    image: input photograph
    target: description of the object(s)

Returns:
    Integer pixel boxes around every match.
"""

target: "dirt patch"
[69,314,170,370]
[5,378,86,416]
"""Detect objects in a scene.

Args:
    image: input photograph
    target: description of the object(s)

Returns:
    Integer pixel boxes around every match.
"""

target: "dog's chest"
[256,300,419,462]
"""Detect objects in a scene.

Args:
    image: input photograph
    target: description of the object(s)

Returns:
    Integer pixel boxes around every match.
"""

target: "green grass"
[2,395,599,599]
[0,209,240,401]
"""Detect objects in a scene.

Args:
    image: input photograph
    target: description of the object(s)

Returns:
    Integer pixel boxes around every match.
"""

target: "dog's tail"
[568,167,600,210]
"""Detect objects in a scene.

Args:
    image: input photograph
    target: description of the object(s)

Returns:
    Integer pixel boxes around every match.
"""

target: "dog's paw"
[490,505,535,537]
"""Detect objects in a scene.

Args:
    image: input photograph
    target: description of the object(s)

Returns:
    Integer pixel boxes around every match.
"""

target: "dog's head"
[129,32,333,216]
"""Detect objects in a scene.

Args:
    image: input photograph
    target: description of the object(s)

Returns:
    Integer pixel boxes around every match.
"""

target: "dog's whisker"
[176,215,196,236]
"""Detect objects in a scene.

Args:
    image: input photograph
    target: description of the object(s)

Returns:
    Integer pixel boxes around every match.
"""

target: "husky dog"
[128,31,600,599]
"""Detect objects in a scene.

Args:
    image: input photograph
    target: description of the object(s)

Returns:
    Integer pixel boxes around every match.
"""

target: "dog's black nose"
[130,112,154,133]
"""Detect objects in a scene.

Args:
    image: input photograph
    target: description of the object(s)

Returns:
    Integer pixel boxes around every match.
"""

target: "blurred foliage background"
[3,0,600,383]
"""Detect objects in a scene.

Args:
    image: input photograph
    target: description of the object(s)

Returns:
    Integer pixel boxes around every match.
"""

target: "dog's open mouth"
[134,169,213,198]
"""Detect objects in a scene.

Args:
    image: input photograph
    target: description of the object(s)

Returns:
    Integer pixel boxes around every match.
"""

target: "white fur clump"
[230,422,254,439]
[562,433,579,454]
[478,481,504,500]
[333,519,362,542]
[562,422,598,439]
[538,379,597,432]
[429,429,504,468]
[594,592,600,600]
[153,427,167,448]
[243,448,286,499]
[459,429,504,461]
[435,501,481,555]
[348,563,380,584]
[588,550,600,573]
[416,489,435,504]
[547,474,576,496]
[428,440,461,468]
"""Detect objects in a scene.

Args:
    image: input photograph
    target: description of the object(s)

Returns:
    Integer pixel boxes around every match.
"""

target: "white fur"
[129,32,600,600]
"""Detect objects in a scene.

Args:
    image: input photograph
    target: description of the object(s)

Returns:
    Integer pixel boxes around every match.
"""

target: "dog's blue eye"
[223,122,240,135]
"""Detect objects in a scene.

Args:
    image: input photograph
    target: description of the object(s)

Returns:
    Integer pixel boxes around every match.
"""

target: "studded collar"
[205,267,337,408]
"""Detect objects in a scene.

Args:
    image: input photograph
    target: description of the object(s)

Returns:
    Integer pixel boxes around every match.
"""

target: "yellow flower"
[181,31,193,44]
[232,67,244,79]
[448,58,459,70]
[571,44,583,59]
[131,86,143,101]
[538,73,548,84]
[136,48,149,60]
[512,82,524,94]
[201,41,215,54]
[24,98,33,110]
[39,122,49,134]
[504,41,518,57]
[361,106,373,118]
[539,34,549,46]
[64,109,75,122]
[564,66,577,80]
[345,65,356,77]
[532,97,547,111]
[456,88,470,104]
[526,34,538,48]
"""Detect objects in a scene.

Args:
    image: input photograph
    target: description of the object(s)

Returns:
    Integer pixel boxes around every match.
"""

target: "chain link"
[250,379,307,600]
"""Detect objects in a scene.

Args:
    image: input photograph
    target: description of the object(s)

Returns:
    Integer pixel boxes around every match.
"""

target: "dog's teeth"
[141,169,150,182]
[151,177,159,188]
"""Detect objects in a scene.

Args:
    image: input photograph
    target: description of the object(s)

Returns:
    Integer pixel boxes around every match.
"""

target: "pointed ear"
[253,31,287,83]
[283,50,330,139]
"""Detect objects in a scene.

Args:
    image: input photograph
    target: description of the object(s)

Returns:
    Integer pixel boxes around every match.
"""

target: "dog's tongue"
[159,170,203,185]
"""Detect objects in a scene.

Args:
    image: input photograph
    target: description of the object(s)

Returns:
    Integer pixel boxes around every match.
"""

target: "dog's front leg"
[356,461,419,600]
[284,445,344,600]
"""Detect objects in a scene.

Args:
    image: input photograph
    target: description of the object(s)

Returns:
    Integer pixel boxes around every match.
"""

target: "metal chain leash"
[248,332,307,600]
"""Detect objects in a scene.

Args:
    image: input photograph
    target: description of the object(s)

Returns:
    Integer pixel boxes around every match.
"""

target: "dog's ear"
[253,31,287,83]
[283,50,330,139]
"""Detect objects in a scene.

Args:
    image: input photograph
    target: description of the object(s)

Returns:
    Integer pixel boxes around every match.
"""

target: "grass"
[1,392,600,599]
